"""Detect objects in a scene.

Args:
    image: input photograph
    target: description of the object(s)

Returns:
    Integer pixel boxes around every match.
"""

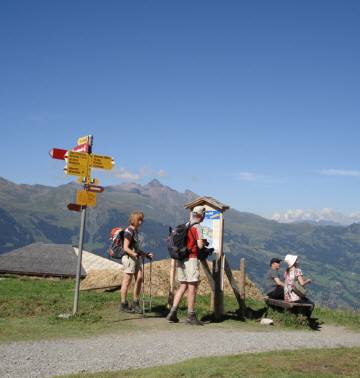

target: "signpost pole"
[72,206,87,315]
[50,134,114,317]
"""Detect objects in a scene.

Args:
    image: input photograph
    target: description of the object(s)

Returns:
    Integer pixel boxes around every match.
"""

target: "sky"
[1,1,359,217]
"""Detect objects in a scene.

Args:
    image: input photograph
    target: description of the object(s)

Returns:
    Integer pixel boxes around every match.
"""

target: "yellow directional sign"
[64,151,91,177]
[76,190,97,207]
[90,154,114,170]
[64,166,90,177]
[77,135,92,145]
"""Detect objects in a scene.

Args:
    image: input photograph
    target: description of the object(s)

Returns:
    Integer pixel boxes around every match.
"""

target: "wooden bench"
[264,297,313,317]
[264,297,313,309]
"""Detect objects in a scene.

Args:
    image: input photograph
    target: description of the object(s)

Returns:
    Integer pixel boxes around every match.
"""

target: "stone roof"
[0,243,122,277]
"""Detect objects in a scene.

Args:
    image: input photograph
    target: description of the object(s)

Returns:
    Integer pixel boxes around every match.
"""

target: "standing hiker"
[166,205,206,325]
[120,210,154,313]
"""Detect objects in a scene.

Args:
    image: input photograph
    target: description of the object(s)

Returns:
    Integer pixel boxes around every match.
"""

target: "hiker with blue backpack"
[120,210,154,313]
[166,205,207,325]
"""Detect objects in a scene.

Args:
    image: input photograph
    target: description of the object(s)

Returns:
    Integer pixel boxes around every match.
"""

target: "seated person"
[284,254,314,318]
[265,257,284,299]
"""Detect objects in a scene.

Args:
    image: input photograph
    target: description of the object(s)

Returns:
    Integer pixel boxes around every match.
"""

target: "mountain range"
[270,208,360,226]
[0,177,359,310]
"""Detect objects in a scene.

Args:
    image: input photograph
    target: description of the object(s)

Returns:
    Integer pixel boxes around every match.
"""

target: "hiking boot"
[166,310,179,323]
[119,301,134,313]
[185,312,203,326]
[132,300,143,314]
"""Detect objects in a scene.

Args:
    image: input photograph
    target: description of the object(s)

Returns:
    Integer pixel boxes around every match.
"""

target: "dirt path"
[0,321,359,378]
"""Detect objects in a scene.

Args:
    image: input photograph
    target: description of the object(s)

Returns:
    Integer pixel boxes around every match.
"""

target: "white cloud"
[320,169,360,177]
[114,168,141,181]
[239,172,257,181]
[112,166,167,182]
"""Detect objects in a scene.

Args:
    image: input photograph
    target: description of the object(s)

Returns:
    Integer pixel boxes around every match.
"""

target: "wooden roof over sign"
[184,196,230,212]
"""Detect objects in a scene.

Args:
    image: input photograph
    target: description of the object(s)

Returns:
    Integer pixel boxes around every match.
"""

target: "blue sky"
[1,1,359,216]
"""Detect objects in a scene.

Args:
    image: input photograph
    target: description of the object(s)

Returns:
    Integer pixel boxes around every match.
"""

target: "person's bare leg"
[166,283,187,322]
[133,269,143,301]
[120,273,132,303]
[187,282,198,312]
[172,283,188,308]
[120,273,134,312]
[186,282,203,325]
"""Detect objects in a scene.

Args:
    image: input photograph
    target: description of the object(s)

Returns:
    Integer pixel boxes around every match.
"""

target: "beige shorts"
[176,258,200,283]
[122,255,142,274]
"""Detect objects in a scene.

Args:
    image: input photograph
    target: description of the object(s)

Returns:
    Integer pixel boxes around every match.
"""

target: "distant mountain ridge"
[271,208,360,226]
[0,177,359,310]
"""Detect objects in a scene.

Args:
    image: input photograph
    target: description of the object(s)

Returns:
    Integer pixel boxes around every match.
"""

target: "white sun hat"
[284,254,298,268]
[192,205,206,215]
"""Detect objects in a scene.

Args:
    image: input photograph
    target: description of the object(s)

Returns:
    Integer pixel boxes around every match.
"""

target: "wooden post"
[200,260,215,312]
[239,258,246,317]
[212,259,224,320]
[200,260,215,292]
[213,212,225,319]
[224,257,244,314]
[167,258,176,308]
[219,213,225,292]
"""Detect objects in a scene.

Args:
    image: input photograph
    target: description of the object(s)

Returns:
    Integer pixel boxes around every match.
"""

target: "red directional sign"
[49,148,67,160]
[67,203,83,212]
[85,185,104,193]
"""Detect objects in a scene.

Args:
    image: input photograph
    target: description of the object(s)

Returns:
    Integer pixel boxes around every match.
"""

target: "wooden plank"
[239,258,246,300]
[200,260,215,292]
[212,258,224,320]
[200,260,215,312]
[264,298,313,309]
[225,257,243,308]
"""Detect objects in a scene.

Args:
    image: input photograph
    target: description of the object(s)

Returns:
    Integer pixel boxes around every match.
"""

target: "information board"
[202,210,222,253]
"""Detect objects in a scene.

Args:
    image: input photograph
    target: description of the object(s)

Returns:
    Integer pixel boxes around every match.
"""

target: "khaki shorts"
[122,255,142,274]
[176,258,200,283]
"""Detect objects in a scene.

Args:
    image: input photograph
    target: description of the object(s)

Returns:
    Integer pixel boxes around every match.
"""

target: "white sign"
[202,210,222,254]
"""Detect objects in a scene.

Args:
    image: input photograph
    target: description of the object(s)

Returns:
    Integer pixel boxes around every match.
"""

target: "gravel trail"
[1,322,359,378]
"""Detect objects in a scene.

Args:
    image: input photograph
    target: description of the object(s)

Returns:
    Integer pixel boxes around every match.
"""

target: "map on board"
[201,210,221,253]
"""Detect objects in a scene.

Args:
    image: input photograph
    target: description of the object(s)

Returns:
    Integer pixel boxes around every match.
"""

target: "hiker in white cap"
[284,254,314,317]
[166,205,206,325]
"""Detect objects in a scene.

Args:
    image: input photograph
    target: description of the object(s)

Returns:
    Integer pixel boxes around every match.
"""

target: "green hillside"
[0,177,359,310]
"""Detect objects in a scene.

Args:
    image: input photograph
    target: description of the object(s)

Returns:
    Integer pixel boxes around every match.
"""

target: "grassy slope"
[59,348,360,378]
[0,276,359,343]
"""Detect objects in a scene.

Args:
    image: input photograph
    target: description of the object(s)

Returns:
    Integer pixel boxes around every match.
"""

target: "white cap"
[284,254,298,268]
[192,205,206,215]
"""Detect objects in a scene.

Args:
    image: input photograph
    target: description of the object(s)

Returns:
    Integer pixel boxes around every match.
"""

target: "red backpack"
[108,227,125,259]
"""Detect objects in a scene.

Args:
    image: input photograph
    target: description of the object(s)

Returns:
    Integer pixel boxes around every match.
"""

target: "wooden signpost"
[49,134,115,315]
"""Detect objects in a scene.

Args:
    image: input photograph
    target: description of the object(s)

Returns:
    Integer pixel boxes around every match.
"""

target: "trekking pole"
[141,255,145,316]
[149,258,153,312]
